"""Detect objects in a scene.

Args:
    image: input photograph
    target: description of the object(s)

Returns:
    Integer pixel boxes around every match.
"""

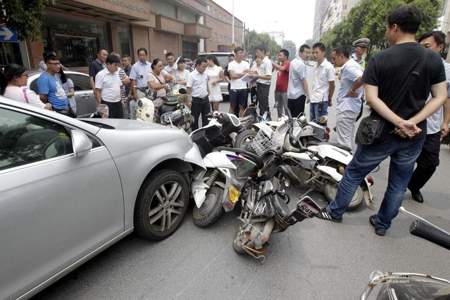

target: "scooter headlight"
[228,185,241,204]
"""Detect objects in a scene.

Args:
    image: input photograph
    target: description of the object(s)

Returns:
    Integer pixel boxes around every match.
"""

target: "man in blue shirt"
[37,52,70,115]
[130,48,152,100]
[331,47,364,149]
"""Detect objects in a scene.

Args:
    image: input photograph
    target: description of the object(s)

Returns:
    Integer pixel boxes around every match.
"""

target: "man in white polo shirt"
[95,54,127,118]
[187,57,209,130]
[288,44,311,118]
[252,46,272,117]
[228,47,250,116]
[331,47,364,149]
[311,42,335,123]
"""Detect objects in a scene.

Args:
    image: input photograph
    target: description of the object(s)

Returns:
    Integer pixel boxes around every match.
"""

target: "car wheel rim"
[148,181,184,232]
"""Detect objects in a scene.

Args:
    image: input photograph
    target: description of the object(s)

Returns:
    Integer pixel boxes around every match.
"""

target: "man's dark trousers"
[191,96,210,130]
[288,95,306,118]
[408,132,441,192]
[256,82,270,116]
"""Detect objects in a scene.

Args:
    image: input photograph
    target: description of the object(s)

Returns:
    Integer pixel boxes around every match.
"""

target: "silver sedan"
[0,97,204,299]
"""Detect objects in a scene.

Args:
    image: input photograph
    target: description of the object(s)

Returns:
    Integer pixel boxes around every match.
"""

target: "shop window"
[182,41,198,60]
[116,25,131,57]
[43,15,108,68]
[0,42,22,68]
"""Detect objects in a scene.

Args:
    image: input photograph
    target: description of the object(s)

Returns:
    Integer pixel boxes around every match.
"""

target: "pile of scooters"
[186,108,375,263]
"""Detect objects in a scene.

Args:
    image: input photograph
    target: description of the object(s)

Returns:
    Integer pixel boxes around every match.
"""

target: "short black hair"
[333,47,350,58]
[122,54,131,59]
[387,5,422,34]
[137,48,148,55]
[97,48,108,55]
[166,52,175,59]
[418,30,446,46]
[299,44,311,53]
[234,47,244,54]
[196,57,207,66]
[44,51,58,63]
[279,49,289,58]
[151,58,162,70]
[177,57,185,64]
[255,45,266,53]
[106,54,121,64]
[312,42,326,52]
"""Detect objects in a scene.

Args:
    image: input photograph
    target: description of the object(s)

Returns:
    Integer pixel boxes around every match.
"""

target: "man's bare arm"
[328,81,335,105]
[302,79,310,99]
[442,98,450,136]
[39,94,48,103]
[95,88,102,105]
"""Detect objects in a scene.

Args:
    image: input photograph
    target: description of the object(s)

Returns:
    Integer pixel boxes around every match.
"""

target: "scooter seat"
[322,142,353,153]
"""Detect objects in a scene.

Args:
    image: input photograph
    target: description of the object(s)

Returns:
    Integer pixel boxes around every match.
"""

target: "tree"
[282,40,297,60]
[246,30,280,59]
[0,0,48,40]
[321,0,443,54]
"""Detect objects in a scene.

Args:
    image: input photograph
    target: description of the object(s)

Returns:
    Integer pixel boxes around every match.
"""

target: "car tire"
[192,186,224,227]
[134,169,189,241]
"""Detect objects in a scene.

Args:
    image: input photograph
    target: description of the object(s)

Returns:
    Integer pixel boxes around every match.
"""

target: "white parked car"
[0,97,204,299]
[28,71,97,117]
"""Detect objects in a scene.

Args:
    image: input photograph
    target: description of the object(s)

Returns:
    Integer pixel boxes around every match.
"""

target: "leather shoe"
[410,190,424,203]
[369,215,386,236]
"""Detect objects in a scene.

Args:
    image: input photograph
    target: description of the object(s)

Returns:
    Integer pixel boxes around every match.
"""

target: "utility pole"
[231,0,235,46]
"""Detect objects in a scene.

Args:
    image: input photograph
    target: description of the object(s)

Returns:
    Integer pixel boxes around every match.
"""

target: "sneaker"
[410,190,424,203]
[316,208,342,223]
[369,215,386,236]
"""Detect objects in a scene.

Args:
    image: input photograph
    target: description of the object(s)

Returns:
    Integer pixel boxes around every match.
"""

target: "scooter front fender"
[361,179,375,209]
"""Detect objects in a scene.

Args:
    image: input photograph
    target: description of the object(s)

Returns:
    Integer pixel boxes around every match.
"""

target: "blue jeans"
[327,134,425,230]
[310,103,321,123]
[320,101,328,117]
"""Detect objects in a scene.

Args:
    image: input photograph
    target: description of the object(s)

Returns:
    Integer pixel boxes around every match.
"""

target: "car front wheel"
[134,169,189,240]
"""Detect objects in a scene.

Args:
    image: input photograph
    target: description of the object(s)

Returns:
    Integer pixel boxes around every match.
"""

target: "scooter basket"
[249,130,275,156]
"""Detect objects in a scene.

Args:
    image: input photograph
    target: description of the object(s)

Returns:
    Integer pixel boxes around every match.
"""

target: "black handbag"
[355,48,426,145]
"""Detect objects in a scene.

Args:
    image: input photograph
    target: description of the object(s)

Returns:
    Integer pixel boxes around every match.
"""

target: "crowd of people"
[0,5,449,237]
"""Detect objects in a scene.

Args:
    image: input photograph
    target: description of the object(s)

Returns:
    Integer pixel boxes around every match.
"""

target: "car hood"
[80,118,172,131]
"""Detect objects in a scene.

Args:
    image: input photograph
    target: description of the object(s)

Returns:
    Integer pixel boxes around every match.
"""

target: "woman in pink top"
[0,64,50,109]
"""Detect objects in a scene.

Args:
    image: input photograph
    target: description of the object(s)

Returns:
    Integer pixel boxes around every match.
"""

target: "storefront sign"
[0,26,18,42]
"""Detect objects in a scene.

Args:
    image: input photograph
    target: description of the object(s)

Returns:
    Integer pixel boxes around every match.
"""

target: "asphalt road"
[33,78,450,300]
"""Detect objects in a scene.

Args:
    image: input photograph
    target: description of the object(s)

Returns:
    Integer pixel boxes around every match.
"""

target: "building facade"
[0,0,243,70]
[313,0,361,41]
[313,0,330,42]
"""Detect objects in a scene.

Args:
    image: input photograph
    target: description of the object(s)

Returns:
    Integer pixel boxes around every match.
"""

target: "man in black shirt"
[89,48,108,89]
[317,6,448,236]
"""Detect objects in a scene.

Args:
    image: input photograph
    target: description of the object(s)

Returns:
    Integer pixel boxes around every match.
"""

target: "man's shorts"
[229,89,248,108]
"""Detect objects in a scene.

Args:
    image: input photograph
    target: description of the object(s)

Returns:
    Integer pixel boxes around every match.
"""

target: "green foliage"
[320,0,443,53]
[0,0,47,40]
[246,30,281,59]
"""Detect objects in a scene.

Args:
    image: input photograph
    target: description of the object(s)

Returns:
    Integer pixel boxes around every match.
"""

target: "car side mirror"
[71,129,92,157]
